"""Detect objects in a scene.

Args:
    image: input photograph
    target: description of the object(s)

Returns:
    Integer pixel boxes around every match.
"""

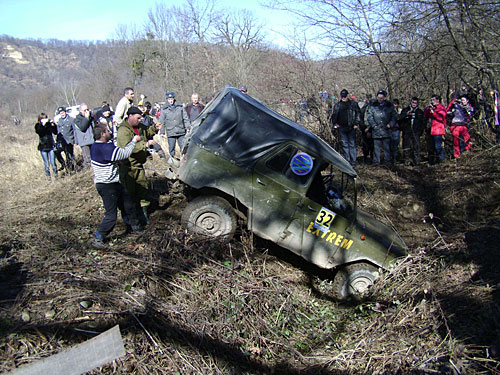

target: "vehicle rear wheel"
[332,263,380,300]
[181,196,237,241]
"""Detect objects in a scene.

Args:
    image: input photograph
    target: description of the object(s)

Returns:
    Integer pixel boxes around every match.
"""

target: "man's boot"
[140,206,150,225]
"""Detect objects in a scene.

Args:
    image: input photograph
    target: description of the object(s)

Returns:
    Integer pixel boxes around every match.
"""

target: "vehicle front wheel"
[181,196,237,241]
[332,263,380,300]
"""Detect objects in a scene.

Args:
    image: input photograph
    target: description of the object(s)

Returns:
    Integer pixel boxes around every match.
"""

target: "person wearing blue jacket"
[158,91,190,157]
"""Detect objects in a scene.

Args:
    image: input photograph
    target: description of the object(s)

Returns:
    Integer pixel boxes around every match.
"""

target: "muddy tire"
[181,196,237,241]
[333,263,379,300]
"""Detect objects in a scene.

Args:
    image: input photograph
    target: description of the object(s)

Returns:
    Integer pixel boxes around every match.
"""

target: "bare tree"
[267,0,398,96]
[213,9,265,85]
[387,0,500,99]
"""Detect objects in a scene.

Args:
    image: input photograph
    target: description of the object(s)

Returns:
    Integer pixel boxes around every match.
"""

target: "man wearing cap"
[56,106,76,171]
[158,91,190,158]
[114,87,134,125]
[365,90,398,165]
[238,84,262,103]
[116,106,162,225]
[331,89,361,167]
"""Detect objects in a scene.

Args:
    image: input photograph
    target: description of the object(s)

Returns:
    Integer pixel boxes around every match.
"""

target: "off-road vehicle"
[172,85,406,299]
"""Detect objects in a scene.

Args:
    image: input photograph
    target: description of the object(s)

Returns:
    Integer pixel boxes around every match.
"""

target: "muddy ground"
[0,136,499,374]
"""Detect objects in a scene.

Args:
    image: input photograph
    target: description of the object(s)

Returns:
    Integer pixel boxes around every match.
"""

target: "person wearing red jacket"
[424,94,447,163]
[446,95,474,158]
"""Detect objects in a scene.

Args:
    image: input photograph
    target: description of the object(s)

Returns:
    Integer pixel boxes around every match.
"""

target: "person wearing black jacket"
[398,97,425,165]
[35,113,58,178]
[331,89,361,167]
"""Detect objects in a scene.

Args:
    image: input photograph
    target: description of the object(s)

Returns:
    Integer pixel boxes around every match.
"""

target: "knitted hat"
[127,106,143,116]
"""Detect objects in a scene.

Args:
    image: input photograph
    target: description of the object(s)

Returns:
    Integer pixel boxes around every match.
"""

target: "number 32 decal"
[313,207,336,232]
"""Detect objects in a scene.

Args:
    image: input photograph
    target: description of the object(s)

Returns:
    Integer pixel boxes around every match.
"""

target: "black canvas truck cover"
[185,85,357,177]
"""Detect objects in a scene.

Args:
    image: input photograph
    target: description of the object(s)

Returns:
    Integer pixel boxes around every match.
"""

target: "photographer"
[74,103,95,169]
[424,95,447,163]
[446,95,474,158]
[35,113,58,179]
[398,97,425,166]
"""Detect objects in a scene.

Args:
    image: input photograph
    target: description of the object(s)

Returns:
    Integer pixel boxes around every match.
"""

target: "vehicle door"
[250,144,315,255]
[299,170,357,268]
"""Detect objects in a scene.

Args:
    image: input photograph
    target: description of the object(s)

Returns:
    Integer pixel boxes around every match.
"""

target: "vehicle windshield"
[306,164,356,216]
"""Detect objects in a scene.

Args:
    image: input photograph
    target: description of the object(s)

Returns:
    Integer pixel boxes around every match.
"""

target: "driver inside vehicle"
[307,164,353,214]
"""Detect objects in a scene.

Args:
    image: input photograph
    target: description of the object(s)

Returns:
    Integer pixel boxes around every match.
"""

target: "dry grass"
[0,120,499,374]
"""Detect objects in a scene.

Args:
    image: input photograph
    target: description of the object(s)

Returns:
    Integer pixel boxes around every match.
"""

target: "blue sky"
[0,0,293,46]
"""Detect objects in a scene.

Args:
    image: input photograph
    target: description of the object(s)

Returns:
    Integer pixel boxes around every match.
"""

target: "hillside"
[0,121,499,374]
[0,38,86,89]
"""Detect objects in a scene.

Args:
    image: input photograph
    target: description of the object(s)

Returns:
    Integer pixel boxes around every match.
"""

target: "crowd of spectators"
[327,87,499,167]
[33,83,499,248]
[34,86,207,249]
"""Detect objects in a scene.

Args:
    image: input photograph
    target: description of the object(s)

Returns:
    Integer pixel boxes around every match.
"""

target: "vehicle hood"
[355,209,408,257]
[184,85,356,177]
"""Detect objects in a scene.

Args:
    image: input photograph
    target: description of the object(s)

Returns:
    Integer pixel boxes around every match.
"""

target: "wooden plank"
[10,325,125,375]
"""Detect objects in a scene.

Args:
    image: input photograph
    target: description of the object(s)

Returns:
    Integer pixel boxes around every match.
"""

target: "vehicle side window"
[266,145,295,173]
[306,166,355,214]
[265,145,314,185]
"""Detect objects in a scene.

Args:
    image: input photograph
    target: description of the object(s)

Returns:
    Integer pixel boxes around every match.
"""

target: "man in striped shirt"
[90,123,142,249]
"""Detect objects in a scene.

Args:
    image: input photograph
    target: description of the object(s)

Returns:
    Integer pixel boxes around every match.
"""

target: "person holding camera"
[424,95,447,164]
[446,94,474,158]
[35,113,58,179]
[398,97,425,166]
[74,103,95,169]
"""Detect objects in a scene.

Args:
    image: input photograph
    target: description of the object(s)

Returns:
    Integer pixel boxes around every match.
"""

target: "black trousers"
[63,143,76,170]
[95,182,138,239]
[402,130,421,164]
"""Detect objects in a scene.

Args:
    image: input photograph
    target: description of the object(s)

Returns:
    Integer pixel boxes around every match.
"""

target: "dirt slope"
[0,140,499,374]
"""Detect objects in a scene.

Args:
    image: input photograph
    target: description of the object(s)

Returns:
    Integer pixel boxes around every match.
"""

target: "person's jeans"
[432,135,445,162]
[373,137,391,165]
[338,127,357,166]
[95,182,139,239]
[40,150,57,177]
[168,135,185,157]
[390,129,400,162]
